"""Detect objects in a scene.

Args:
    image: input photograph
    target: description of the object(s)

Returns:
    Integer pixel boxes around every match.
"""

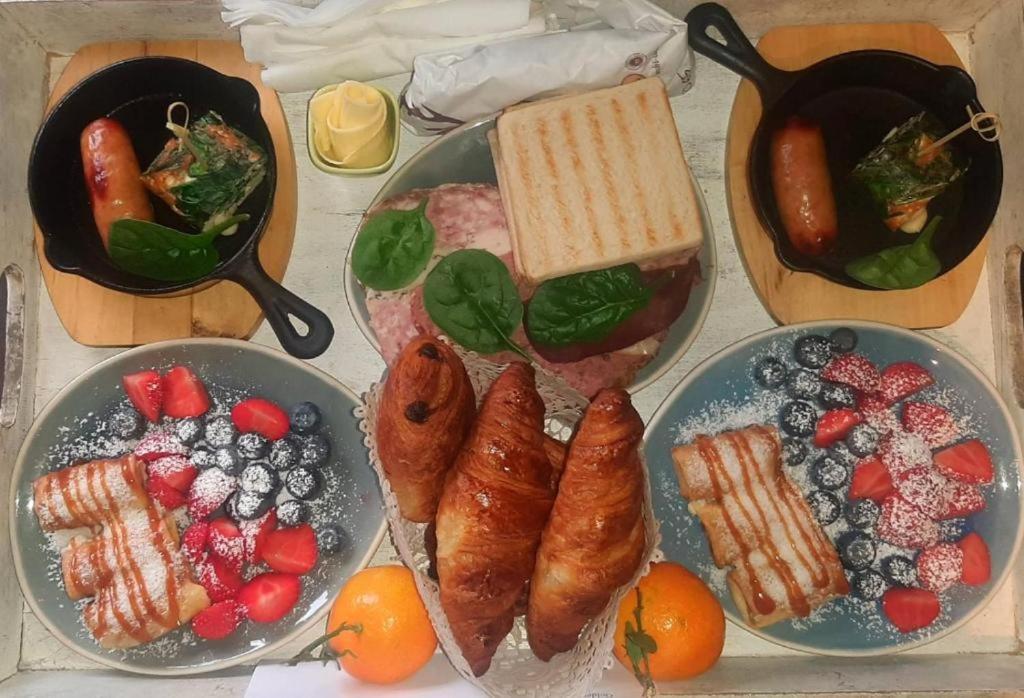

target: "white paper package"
[401,0,694,135]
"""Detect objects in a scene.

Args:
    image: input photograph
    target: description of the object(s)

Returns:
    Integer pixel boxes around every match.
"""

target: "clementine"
[326,564,437,684]
[613,561,725,684]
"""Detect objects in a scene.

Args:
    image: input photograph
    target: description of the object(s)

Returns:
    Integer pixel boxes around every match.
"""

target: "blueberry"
[204,417,236,448]
[754,358,788,389]
[228,489,274,522]
[826,443,856,467]
[781,438,808,466]
[938,518,969,542]
[269,437,300,471]
[844,498,881,529]
[173,417,203,446]
[786,370,823,400]
[240,462,279,496]
[819,382,857,409]
[806,490,841,526]
[213,446,243,475]
[780,401,817,437]
[237,432,269,460]
[191,446,215,470]
[794,335,833,369]
[851,569,887,601]
[299,434,330,468]
[109,408,143,439]
[881,555,917,587]
[316,525,347,554]
[838,531,876,570]
[811,453,849,490]
[277,499,311,527]
[846,424,880,458]
[290,401,322,434]
[285,466,322,500]
[829,327,858,354]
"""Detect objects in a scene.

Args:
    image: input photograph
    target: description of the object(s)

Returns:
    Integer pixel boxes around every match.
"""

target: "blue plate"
[645,321,1023,655]
[9,339,386,675]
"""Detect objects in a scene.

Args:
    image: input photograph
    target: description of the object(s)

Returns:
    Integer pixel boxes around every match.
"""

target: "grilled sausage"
[80,118,153,247]
[769,117,838,256]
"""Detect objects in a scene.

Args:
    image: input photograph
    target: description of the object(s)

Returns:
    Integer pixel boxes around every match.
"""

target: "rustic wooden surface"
[34,40,297,346]
[726,23,989,328]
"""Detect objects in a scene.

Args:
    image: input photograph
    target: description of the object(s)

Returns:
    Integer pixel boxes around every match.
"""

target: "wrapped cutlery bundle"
[401,0,694,135]
[357,336,659,698]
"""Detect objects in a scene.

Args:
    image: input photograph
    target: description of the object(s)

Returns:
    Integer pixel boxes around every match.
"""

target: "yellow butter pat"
[310,81,391,169]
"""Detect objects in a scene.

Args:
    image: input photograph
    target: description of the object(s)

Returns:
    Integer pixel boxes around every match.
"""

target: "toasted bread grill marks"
[610,96,657,248]
[560,109,603,257]
[587,104,628,260]
[535,117,579,262]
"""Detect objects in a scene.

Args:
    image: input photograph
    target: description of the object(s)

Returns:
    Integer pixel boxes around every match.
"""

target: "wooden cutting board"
[727,24,988,328]
[34,40,297,346]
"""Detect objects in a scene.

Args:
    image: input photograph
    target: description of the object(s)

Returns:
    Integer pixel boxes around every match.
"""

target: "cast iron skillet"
[685,3,1003,289]
[28,57,334,358]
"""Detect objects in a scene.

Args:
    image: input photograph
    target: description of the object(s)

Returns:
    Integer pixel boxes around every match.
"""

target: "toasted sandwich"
[491,77,703,286]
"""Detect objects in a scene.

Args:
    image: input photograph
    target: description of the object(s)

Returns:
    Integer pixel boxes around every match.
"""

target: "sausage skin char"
[80,117,154,247]
[769,117,838,256]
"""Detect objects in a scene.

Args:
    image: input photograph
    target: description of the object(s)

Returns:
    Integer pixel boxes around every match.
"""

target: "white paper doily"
[357,343,661,697]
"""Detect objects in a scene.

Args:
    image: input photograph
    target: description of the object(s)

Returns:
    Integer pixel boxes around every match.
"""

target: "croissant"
[526,388,647,661]
[436,362,555,676]
[377,335,476,522]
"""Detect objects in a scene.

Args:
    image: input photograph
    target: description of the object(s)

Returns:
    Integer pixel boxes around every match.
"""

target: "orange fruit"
[327,565,437,684]
[613,561,725,682]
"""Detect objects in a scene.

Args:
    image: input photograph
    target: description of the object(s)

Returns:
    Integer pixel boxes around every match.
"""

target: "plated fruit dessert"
[30,363,347,648]
[646,321,1022,654]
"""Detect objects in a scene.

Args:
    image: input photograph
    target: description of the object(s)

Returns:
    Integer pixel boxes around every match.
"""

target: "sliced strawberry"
[181,522,210,568]
[916,543,964,592]
[231,398,290,441]
[187,468,238,521]
[147,474,187,509]
[191,599,243,640]
[958,532,991,585]
[823,354,881,393]
[878,431,932,477]
[938,481,986,520]
[198,556,243,602]
[857,393,899,435]
[238,572,301,623]
[902,402,959,449]
[880,362,935,405]
[813,408,862,448]
[122,370,163,423]
[148,455,197,493]
[261,524,318,575]
[134,430,188,462]
[241,509,278,564]
[882,587,941,633]
[893,467,952,521]
[209,518,246,574]
[162,366,211,419]
[933,440,994,484]
[877,495,939,549]
[849,456,894,501]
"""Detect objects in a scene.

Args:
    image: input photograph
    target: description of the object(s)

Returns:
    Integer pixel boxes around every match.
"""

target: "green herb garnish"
[525,264,653,347]
[423,249,528,359]
[623,588,658,697]
[845,215,943,290]
[108,214,248,282]
[352,200,435,291]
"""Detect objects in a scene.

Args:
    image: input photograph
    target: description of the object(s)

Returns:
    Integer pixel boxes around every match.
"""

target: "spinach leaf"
[422,249,528,359]
[108,215,247,282]
[352,200,435,291]
[845,216,943,290]
[525,264,653,346]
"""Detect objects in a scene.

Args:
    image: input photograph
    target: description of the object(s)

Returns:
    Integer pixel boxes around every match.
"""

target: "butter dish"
[306,83,400,176]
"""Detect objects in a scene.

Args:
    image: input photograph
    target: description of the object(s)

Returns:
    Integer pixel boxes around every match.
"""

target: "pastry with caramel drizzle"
[33,454,209,648]
[672,425,849,627]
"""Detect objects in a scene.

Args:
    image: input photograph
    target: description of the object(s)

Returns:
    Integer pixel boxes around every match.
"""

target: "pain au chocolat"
[672,425,848,627]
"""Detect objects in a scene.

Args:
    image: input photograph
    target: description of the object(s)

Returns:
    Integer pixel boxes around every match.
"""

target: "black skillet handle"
[225,251,335,359]
[685,3,794,104]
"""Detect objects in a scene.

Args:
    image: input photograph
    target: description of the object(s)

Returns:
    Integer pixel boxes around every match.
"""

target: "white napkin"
[226,0,544,91]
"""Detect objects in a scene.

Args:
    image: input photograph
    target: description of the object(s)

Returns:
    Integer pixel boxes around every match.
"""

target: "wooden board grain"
[34,40,297,346]
[727,23,988,328]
